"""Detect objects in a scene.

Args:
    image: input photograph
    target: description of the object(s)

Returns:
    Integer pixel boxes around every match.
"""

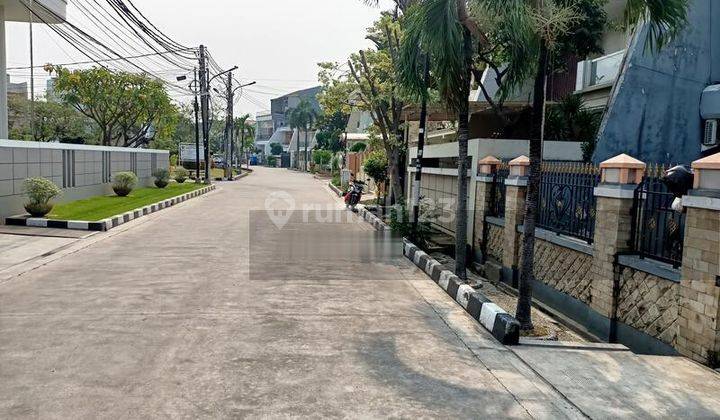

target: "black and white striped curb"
[6,185,216,232]
[328,182,343,197]
[403,238,520,345]
[357,205,391,232]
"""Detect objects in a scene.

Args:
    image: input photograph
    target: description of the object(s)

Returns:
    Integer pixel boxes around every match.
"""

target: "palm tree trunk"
[296,128,300,170]
[515,40,549,330]
[454,98,470,281]
[304,128,309,172]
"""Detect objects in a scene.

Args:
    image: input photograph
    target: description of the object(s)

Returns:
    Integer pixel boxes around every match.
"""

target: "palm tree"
[234,114,255,170]
[286,107,303,170]
[398,0,485,281]
[295,100,316,172]
[513,0,689,330]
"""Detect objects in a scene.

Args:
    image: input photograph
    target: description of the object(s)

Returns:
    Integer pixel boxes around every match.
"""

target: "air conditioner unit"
[704,119,719,147]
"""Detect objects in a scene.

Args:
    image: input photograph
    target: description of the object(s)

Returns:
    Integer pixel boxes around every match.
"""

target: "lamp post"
[177,72,202,182]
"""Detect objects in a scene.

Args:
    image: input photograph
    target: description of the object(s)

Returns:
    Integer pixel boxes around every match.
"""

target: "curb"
[328,182,343,197]
[6,185,216,232]
[231,171,251,181]
[357,205,391,232]
[403,238,520,345]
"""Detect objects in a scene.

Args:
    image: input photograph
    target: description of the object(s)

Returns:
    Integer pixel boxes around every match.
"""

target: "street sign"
[179,143,205,163]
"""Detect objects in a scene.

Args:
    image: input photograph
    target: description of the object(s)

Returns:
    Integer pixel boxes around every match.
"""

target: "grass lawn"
[210,168,238,179]
[47,182,205,221]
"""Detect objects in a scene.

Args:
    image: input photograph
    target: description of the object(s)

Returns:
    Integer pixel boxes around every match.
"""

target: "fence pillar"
[473,156,501,261]
[501,156,529,287]
[591,154,646,338]
[676,152,720,365]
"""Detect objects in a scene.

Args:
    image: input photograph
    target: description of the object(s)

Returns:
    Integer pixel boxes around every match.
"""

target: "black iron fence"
[630,165,686,268]
[538,162,600,243]
[488,164,509,218]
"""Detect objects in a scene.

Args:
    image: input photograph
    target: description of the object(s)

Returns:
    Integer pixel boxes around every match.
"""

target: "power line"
[6,48,197,70]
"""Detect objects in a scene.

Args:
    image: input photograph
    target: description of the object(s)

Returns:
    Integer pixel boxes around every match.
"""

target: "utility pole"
[411,56,430,240]
[198,45,211,184]
[224,72,233,181]
[193,68,201,183]
[28,0,35,139]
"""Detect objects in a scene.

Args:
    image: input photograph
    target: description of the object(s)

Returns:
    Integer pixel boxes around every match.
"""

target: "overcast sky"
[5,0,394,117]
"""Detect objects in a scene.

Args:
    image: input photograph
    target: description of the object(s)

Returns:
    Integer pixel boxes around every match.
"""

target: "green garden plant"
[23,177,62,217]
[112,172,138,197]
[153,168,170,188]
[174,167,189,183]
[349,142,367,153]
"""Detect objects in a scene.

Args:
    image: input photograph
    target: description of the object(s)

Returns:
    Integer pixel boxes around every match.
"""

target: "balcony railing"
[576,50,625,91]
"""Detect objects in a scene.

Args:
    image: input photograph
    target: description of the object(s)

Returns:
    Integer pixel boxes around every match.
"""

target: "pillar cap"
[509,155,530,166]
[479,155,502,165]
[599,153,645,185]
[692,152,720,170]
[691,152,720,189]
[599,153,645,169]
[477,155,502,176]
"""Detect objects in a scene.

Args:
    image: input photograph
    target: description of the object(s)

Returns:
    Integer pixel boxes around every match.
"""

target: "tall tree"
[318,13,407,206]
[512,0,688,330]
[53,67,175,147]
[234,114,256,170]
[398,0,485,280]
[294,99,316,172]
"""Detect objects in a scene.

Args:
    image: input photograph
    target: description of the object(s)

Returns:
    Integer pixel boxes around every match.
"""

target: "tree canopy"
[53,67,177,147]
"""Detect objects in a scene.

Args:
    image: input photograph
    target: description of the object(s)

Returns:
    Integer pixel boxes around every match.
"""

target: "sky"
[5,0,394,118]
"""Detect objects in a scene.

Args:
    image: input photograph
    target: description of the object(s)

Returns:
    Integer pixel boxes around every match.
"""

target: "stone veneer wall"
[530,238,594,306]
[486,224,504,262]
[617,267,679,347]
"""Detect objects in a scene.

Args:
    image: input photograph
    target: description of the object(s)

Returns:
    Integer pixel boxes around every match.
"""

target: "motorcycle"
[344,180,365,210]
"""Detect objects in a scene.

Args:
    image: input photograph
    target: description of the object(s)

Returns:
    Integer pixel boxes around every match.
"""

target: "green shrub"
[174,167,189,183]
[313,149,333,167]
[349,142,367,153]
[363,150,388,184]
[267,155,277,167]
[270,143,283,155]
[23,177,61,217]
[153,168,170,188]
[389,201,434,247]
[112,172,138,197]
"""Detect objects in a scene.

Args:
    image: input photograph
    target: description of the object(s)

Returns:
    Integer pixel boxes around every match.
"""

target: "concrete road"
[0,167,718,419]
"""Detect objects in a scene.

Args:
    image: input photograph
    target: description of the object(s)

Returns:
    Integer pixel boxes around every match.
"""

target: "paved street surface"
[1,167,719,418]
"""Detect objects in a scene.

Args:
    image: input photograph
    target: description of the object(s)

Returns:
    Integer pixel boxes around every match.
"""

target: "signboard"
[179,143,205,163]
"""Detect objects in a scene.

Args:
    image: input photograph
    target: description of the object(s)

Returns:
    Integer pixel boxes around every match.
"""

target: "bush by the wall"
[153,168,170,188]
[349,142,367,153]
[112,172,138,197]
[174,167,189,183]
[23,177,62,217]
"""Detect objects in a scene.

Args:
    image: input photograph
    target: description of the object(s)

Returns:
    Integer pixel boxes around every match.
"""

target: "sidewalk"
[0,226,92,272]
[512,341,720,418]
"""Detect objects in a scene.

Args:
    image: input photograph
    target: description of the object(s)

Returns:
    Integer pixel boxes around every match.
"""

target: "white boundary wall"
[0,140,169,219]
[406,137,584,238]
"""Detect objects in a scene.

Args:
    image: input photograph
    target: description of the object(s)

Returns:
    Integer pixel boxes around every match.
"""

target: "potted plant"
[174,167,189,184]
[23,178,62,217]
[112,172,138,197]
[153,168,170,188]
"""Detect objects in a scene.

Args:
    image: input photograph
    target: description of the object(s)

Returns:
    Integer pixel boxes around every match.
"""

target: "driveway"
[0,166,718,419]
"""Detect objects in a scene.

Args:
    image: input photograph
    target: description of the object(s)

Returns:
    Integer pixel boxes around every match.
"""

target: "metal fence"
[488,164,509,218]
[630,164,686,268]
[538,162,600,243]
